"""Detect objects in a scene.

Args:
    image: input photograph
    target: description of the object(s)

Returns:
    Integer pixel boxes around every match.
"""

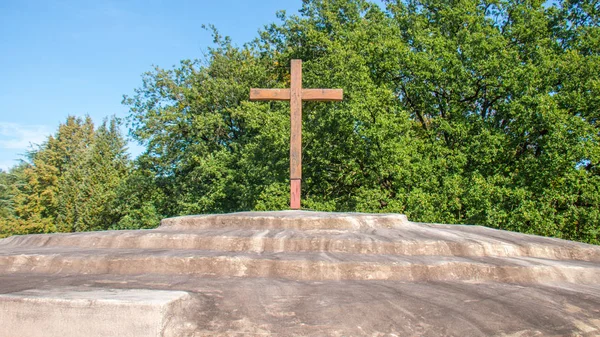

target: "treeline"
[0,117,160,237]
[1,0,599,244]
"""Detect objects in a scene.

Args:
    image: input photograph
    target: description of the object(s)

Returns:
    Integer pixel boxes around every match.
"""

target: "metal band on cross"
[250,59,343,209]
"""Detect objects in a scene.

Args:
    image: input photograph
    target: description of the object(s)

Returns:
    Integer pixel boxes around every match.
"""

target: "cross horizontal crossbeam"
[250,88,343,101]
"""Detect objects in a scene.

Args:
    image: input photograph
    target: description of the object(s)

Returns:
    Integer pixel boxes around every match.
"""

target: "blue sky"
[0,0,304,170]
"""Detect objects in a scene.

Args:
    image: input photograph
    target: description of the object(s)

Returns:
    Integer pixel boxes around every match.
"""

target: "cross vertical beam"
[290,60,302,209]
[250,60,343,210]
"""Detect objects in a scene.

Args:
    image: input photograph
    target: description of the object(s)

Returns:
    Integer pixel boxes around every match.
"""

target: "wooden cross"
[250,59,343,210]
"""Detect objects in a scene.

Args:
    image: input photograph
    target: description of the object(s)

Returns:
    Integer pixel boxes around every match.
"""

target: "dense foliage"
[0,117,159,238]
[1,0,598,244]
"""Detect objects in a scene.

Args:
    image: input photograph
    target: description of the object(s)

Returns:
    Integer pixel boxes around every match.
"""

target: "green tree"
[125,0,599,243]
[125,33,290,215]
[0,166,26,238]
[10,116,95,234]
[111,160,163,230]
[0,169,17,219]
[384,0,600,241]
[55,118,131,232]
[3,116,135,236]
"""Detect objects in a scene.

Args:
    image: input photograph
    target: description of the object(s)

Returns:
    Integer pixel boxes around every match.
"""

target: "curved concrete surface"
[0,211,599,336]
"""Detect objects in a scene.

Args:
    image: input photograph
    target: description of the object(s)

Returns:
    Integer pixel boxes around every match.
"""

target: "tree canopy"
[0,116,159,238]
[122,0,599,243]
[1,0,598,244]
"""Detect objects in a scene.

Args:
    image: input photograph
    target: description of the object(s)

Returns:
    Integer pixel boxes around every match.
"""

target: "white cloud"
[0,159,19,172]
[0,122,51,151]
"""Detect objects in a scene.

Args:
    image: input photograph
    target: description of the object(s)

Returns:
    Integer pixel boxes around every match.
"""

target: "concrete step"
[0,287,191,337]
[1,274,600,337]
[0,247,598,284]
[159,211,410,230]
[2,227,598,262]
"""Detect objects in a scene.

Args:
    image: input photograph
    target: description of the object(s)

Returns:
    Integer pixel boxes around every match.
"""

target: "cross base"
[290,178,301,210]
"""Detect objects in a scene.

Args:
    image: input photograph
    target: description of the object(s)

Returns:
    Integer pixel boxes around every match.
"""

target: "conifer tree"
[4,116,134,234]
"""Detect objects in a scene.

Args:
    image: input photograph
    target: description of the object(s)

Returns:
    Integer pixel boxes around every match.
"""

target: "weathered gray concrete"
[0,287,190,337]
[159,211,410,230]
[0,211,599,336]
